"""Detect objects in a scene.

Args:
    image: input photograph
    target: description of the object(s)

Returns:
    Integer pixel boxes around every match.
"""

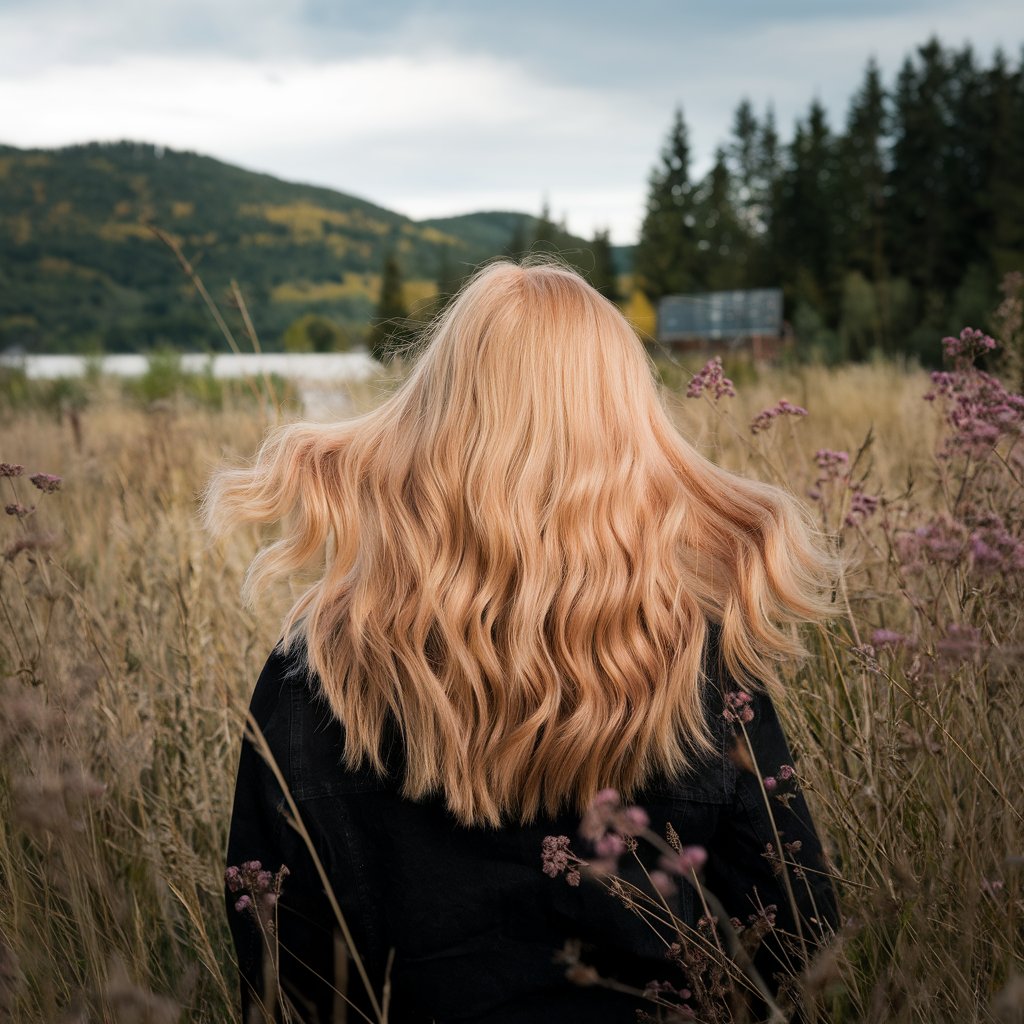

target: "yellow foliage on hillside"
[417,227,462,247]
[97,222,157,242]
[622,286,656,338]
[271,273,380,304]
[45,201,73,226]
[403,279,440,314]
[37,258,105,281]
[271,274,441,311]
[238,201,397,243]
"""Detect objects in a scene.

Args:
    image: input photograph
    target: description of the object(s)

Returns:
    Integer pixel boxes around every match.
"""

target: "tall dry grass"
[0,345,1021,1021]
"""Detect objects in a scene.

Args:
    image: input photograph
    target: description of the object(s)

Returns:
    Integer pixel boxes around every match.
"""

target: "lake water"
[0,351,384,418]
[0,351,381,381]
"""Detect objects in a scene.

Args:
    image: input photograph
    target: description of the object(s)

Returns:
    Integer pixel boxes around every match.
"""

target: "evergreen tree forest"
[634,37,1024,363]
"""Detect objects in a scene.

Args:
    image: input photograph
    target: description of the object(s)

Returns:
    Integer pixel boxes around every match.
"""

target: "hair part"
[202,257,838,828]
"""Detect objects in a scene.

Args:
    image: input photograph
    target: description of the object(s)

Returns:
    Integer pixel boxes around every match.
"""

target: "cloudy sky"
[1,0,1019,243]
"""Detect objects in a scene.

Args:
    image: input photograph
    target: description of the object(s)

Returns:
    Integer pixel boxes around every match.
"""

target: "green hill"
[0,140,623,353]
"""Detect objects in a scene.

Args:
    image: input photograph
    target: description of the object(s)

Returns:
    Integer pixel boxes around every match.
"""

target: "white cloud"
[0,51,659,241]
[0,0,1019,244]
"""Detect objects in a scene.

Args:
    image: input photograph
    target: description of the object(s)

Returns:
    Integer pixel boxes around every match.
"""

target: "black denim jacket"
[224,625,839,1023]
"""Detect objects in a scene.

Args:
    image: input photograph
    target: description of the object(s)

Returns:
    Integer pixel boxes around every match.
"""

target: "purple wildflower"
[814,449,849,476]
[579,788,620,842]
[594,832,626,858]
[686,357,736,401]
[778,764,795,782]
[225,861,290,930]
[541,835,581,886]
[942,327,997,361]
[4,503,34,518]
[620,806,649,835]
[28,473,61,494]
[763,776,778,792]
[750,399,809,435]
[872,628,909,648]
[648,869,677,897]
[967,514,1024,574]
[923,331,1024,460]
[658,845,707,876]
[936,623,984,660]
[844,489,880,527]
[723,690,754,724]
[0,464,24,477]
[895,517,968,571]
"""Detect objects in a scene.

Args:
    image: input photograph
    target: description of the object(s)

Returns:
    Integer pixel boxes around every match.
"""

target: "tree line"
[365,200,619,364]
[633,35,1024,363]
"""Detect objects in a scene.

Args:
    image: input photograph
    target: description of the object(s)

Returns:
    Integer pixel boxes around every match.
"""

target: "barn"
[656,288,792,361]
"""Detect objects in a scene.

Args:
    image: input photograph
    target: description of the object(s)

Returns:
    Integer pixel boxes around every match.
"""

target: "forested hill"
[0,141,596,353]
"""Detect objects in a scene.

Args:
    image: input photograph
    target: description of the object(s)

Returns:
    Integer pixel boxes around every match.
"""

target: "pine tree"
[887,38,954,299]
[836,56,890,354]
[588,228,619,301]
[368,250,411,364]
[775,98,840,318]
[984,47,1024,276]
[533,199,561,254]
[943,44,991,296]
[504,219,528,259]
[634,106,701,302]
[693,147,746,291]
[728,98,761,237]
[752,103,783,286]
[433,245,466,316]
[838,56,889,280]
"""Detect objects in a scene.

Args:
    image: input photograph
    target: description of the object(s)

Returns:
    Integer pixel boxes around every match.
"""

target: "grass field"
[0,344,1021,1022]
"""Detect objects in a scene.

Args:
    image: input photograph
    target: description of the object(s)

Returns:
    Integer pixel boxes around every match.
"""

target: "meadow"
[0,331,1022,1021]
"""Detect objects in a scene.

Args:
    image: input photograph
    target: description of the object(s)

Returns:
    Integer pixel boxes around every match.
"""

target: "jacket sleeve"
[224,650,342,1024]
[701,684,840,1005]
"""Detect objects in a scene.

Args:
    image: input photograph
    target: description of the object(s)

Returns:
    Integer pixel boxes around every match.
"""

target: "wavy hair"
[201,258,837,828]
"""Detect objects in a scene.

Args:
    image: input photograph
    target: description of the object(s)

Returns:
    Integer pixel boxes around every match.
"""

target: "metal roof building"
[657,288,786,355]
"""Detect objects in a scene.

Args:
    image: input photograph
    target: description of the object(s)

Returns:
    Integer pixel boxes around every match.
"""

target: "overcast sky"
[1,0,1020,243]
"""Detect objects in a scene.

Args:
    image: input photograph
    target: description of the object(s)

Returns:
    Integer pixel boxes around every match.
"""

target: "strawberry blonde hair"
[202,258,836,828]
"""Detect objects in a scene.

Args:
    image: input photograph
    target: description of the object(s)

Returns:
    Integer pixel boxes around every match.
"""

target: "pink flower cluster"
[845,490,879,527]
[762,763,796,792]
[543,787,653,884]
[541,835,581,886]
[895,517,966,570]
[942,327,997,361]
[652,845,708,897]
[896,512,1024,577]
[871,628,917,649]
[924,331,1024,460]
[968,513,1024,574]
[722,690,754,724]
[936,623,984,660]
[29,473,62,494]
[808,449,850,502]
[807,448,880,527]
[578,788,650,877]
[225,859,290,930]
[686,357,736,401]
[750,399,808,435]
[814,449,849,478]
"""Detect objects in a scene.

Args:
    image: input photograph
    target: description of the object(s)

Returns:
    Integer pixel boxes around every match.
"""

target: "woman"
[204,258,840,1023]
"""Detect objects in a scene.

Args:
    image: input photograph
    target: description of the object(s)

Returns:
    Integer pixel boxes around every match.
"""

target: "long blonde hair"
[202,258,836,828]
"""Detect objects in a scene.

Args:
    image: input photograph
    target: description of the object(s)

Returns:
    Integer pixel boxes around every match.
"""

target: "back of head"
[202,257,836,828]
